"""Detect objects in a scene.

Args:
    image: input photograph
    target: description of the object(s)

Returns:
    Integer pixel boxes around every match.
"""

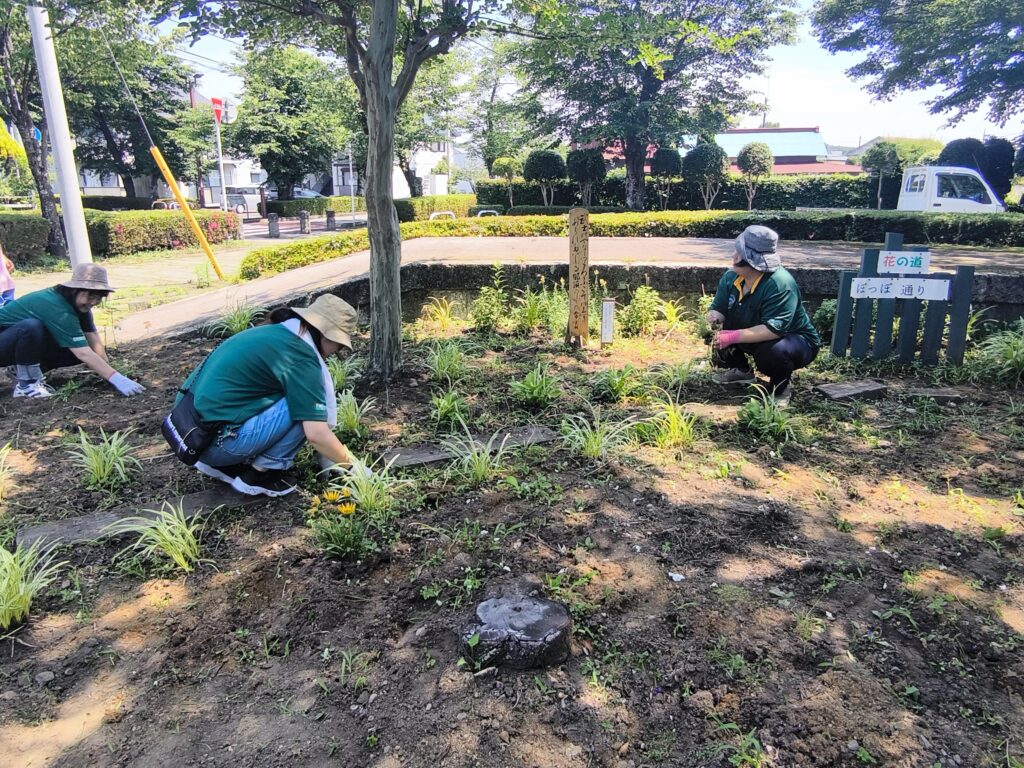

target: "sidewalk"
[113,235,1024,343]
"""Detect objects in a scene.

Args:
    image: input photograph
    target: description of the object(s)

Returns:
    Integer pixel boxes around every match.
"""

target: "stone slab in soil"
[16,486,264,550]
[462,579,572,670]
[814,380,888,401]
[381,425,559,469]
[903,387,967,404]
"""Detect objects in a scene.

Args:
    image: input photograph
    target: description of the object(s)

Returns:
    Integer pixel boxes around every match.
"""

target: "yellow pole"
[149,145,226,280]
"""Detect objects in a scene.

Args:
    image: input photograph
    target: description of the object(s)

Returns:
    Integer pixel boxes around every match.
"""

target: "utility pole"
[189,74,206,208]
[211,96,227,211]
[26,4,92,267]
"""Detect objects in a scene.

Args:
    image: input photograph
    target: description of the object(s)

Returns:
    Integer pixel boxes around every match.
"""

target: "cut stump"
[16,486,264,550]
[463,579,571,670]
[814,380,888,402]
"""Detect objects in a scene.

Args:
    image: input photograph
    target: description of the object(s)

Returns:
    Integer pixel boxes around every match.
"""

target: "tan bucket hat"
[293,294,357,350]
[60,263,115,292]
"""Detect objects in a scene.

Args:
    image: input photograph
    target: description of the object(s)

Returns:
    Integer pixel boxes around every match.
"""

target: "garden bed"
[0,301,1022,767]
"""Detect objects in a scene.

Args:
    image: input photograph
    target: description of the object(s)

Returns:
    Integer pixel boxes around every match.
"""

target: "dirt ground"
[0,316,1022,768]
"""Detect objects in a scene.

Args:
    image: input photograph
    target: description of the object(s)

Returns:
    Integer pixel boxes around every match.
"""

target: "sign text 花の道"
[851,277,950,302]
[877,250,930,274]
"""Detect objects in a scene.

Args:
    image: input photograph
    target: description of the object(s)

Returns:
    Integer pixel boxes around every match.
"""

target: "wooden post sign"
[567,207,590,347]
[830,231,974,366]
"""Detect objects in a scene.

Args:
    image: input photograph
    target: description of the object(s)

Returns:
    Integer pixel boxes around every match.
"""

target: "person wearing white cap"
[705,225,820,407]
[168,293,360,497]
[0,263,145,398]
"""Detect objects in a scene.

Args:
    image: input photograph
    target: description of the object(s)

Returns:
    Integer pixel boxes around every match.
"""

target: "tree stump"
[462,580,571,670]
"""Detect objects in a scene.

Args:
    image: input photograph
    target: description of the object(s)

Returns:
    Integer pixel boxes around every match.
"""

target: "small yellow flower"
[337,502,356,516]
[340,487,351,497]
[322,490,342,503]
[310,495,321,506]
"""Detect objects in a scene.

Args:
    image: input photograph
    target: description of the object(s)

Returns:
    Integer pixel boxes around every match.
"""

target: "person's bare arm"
[71,345,116,380]
[84,331,108,363]
[303,421,356,467]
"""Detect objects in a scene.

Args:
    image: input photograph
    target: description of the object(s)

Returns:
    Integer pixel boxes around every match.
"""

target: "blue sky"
[167,3,1014,150]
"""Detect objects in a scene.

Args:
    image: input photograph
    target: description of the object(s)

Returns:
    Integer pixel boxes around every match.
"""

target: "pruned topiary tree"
[566,148,606,207]
[736,142,773,210]
[860,140,901,209]
[681,143,728,210]
[492,157,523,208]
[649,147,682,210]
[523,150,567,207]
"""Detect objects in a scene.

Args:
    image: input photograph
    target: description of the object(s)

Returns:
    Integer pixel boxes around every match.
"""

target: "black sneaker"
[195,461,249,485]
[231,467,298,497]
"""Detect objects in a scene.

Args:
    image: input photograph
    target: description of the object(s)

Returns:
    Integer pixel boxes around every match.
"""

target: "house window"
[99,174,119,188]
[250,171,263,184]
[904,173,925,193]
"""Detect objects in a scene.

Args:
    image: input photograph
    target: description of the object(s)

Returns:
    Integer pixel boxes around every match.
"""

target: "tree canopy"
[860,140,900,209]
[227,46,354,200]
[681,142,727,210]
[812,0,1024,125]
[517,0,796,210]
[566,147,607,207]
[736,142,772,210]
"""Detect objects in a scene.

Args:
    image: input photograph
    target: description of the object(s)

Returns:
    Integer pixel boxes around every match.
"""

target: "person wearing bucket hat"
[167,293,361,497]
[0,263,145,398]
[704,225,820,407]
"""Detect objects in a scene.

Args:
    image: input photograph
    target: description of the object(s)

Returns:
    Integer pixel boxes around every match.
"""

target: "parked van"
[210,186,263,217]
[897,165,1005,214]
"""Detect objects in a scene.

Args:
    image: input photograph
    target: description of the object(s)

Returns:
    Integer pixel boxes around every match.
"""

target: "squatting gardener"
[705,225,820,407]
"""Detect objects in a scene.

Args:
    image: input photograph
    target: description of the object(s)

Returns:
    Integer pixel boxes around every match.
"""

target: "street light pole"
[189,74,205,208]
[26,4,92,267]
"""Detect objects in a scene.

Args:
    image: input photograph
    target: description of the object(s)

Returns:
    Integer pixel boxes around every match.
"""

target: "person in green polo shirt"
[0,263,145,398]
[170,294,360,497]
[706,225,820,407]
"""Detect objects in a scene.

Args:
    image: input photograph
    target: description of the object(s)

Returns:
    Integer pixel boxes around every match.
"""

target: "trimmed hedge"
[507,205,629,216]
[238,208,1024,279]
[393,194,476,222]
[476,174,883,211]
[0,212,50,263]
[85,209,242,256]
[81,196,158,211]
[468,204,507,216]
[265,196,368,217]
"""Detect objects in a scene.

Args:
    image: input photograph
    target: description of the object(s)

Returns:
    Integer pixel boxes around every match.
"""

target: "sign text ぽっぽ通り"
[851,277,950,302]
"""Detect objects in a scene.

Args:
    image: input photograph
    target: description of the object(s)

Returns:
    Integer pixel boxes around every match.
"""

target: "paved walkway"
[111,235,1024,343]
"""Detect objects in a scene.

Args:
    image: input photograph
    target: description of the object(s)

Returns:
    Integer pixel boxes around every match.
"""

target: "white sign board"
[877,250,931,274]
[851,277,950,302]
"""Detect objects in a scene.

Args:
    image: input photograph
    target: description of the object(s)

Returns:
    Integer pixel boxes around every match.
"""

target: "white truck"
[897,165,1005,214]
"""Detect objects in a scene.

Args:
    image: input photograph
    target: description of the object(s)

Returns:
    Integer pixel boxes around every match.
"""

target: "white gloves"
[108,372,145,396]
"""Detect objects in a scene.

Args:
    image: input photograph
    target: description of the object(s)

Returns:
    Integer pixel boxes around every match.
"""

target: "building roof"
[715,127,829,160]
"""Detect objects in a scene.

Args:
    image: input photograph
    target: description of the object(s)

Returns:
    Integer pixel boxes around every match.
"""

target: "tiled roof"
[715,128,829,159]
[727,161,863,175]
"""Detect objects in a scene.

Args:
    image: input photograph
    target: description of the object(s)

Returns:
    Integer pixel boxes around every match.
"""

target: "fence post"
[566,207,589,347]
[326,210,337,231]
[298,210,311,234]
[267,213,280,238]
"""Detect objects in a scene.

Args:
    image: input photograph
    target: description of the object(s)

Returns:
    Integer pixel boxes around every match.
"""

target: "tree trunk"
[877,174,883,210]
[195,158,205,207]
[119,173,136,198]
[623,136,646,211]
[363,4,403,379]
[20,118,65,259]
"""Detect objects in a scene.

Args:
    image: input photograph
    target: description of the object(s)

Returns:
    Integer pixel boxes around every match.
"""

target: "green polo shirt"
[0,287,96,348]
[183,324,328,425]
[710,267,820,349]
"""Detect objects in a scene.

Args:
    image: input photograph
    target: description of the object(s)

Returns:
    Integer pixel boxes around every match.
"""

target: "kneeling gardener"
[0,263,145,398]
[706,225,820,406]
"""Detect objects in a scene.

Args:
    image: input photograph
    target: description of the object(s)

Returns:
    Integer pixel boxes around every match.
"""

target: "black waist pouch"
[162,392,218,466]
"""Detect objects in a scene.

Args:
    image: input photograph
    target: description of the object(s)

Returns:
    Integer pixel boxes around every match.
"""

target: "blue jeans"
[198,398,306,471]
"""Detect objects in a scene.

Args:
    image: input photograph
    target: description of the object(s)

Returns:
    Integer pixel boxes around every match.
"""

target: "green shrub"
[507,205,629,216]
[510,363,561,410]
[973,321,1024,387]
[85,209,240,256]
[470,264,507,333]
[81,196,154,211]
[393,194,477,222]
[468,204,506,216]
[0,212,49,264]
[619,285,662,337]
[737,387,799,446]
[265,196,368,217]
[812,299,838,340]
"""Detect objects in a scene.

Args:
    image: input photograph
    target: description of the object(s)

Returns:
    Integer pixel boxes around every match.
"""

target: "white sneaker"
[773,385,792,409]
[12,380,55,398]
[711,368,756,385]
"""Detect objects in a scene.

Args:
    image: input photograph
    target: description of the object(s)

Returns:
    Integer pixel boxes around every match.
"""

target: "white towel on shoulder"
[282,318,337,428]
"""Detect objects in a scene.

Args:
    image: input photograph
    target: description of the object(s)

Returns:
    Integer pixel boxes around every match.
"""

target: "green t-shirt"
[710,267,821,349]
[184,324,328,425]
[0,287,96,348]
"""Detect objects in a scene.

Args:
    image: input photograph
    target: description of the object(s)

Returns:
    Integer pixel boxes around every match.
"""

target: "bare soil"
[1,323,1022,768]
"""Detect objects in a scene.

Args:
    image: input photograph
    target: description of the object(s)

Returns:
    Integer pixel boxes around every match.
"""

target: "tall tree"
[860,140,900,210]
[164,1,493,378]
[60,24,194,197]
[682,142,727,210]
[812,0,1023,126]
[981,137,1015,200]
[518,0,795,210]
[167,102,217,204]
[228,46,353,200]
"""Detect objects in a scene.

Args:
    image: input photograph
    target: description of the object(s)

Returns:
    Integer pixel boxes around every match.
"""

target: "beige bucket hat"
[293,294,357,350]
[60,263,115,292]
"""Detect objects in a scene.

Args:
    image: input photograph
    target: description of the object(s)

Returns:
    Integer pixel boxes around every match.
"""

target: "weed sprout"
[431,388,469,428]
[510,363,561,410]
[737,387,798,446]
[0,539,66,631]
